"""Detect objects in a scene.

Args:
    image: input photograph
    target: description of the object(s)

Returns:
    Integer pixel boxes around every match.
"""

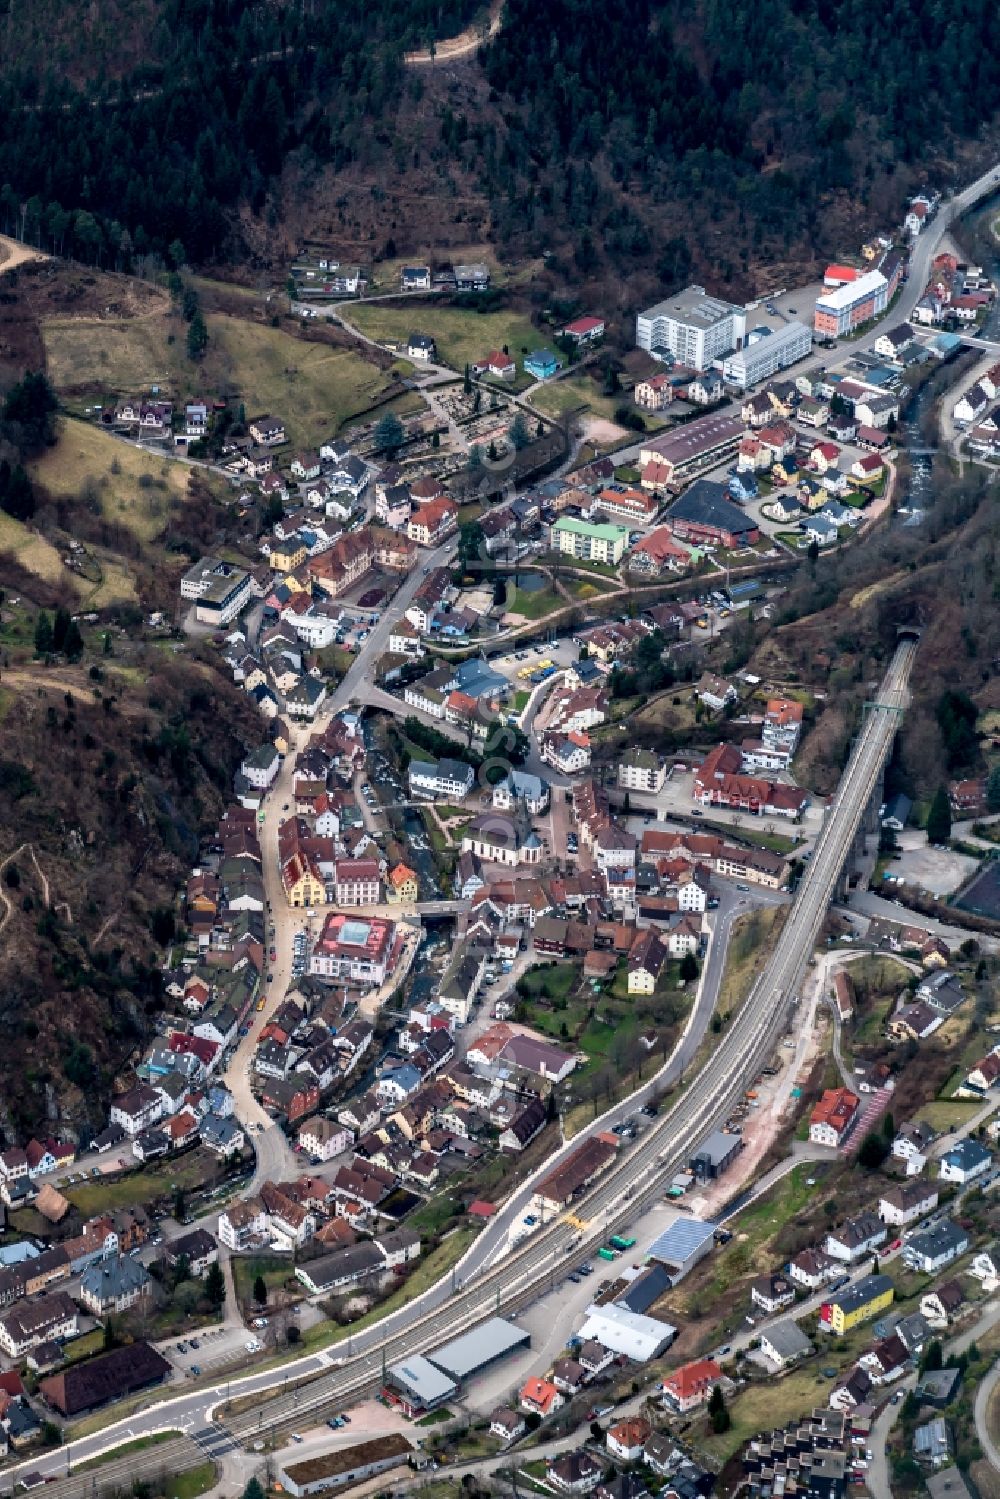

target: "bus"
[596,1246,618,1262]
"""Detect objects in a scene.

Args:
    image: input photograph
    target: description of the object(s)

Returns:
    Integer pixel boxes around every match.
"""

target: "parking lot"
[489,637,580,690]
[884,830,981,897]
[157,1322,265,1378]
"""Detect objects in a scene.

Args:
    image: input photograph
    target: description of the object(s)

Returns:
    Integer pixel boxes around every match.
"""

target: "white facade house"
[492,771,550,815]
[954,382,990,427]
[939,1139,992,1184]
[408,758,475,799]
[109,1085,163,1137]
[878,1182,939,1228]
[636,286,747,371]
[618,749,666,793]
[241,744,281,789]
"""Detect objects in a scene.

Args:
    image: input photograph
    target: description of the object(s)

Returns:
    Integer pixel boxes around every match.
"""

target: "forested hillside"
[1,0,999,282]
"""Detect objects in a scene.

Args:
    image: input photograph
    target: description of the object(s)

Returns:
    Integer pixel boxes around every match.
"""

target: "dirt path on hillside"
[405,0,502,63]
[0,840,70,937]
[0,667,143,714]
[0,235,49,275]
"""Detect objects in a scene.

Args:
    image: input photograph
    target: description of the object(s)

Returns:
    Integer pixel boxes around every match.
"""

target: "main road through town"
[9,637,918,1499]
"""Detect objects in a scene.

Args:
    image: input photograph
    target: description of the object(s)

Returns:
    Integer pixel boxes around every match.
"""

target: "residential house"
[750,1273,796,1315]
[607,1417,652,1463]
[939,1138,991,1185]
[79,1254,152,1315]
[825,1211,886,1263]
[879,1180,939,1227]
[818,1274,894,1335]
[660,1359,723,1413]
[809,1088,860,1147]
[759,1321,813,1370]
[901,1220,969,1275]
[519,1377,564,1418]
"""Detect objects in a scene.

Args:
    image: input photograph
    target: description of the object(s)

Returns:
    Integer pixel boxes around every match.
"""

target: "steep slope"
[0,639,259,1140]
[1,0,999,288]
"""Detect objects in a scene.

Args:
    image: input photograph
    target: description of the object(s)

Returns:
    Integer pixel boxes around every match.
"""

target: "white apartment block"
[636,286,747,371]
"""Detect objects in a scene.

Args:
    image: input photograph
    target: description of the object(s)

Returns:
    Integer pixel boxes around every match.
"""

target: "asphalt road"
[4,640,918,1499]
[605,164,1000,471]
[18,158,986,1471]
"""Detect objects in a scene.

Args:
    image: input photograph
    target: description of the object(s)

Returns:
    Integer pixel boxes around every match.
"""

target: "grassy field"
[165,1462,217,1499]
[31,420,191,543]
[920,1098,986,1132]
[232,1253,297,1307]
[42,308,401,450]
[42,308,179,396]
[527,374,671,432]
[718,905,787,1016]
[695,1365,836,1462]
[63,1151,219,1217]
[565,575,619,601]
[0,510,66,582]
[347,301,538,374]
[208,314,398,448]
[61,1328,106,1366]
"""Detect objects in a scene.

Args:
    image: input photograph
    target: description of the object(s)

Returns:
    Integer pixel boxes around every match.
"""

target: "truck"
[609,1234,636,1252]
[597,1246,618,1262]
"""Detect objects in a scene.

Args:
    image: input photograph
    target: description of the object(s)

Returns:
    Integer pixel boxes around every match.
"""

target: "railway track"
[21,640,917,1499]
[221,638,918,1439]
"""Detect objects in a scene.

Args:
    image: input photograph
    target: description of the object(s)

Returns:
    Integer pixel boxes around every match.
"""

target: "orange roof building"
[660,1358,723,1412]
[809,1087,860,1147]
[519,1377,563,1417]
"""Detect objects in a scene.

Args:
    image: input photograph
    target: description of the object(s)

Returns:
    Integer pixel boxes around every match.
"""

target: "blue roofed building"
[728,472,758,502]
[524,350,562,380]
[939,1137,991,1185]
[448,657,509,702]
[647,1217,718,1280]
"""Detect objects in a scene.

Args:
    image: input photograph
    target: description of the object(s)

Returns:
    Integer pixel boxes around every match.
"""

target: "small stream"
[892,377,936,528]
[893,189,1000,528]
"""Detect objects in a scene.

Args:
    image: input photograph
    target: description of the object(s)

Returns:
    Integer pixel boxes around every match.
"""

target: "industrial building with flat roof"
[691,1130,743,1180]
[638,413,745,485]
[428,1317,531,1382]
[384,1317,531,1415]
[385,1355,457,1415]
[279,1435,414,1496]
[647,1216,718,1279]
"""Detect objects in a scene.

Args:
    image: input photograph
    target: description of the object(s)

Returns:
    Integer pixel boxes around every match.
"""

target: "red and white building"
[809,1087,860,1147]
[333,858,381,907]
[813,270,889,337]
[309,914,399,986]
[660,1358,723,1413]
[693,744,808,819]
[627,527,694,575]
[560,316,606,345]
[471,351,516,381]
[408,497,458,546]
